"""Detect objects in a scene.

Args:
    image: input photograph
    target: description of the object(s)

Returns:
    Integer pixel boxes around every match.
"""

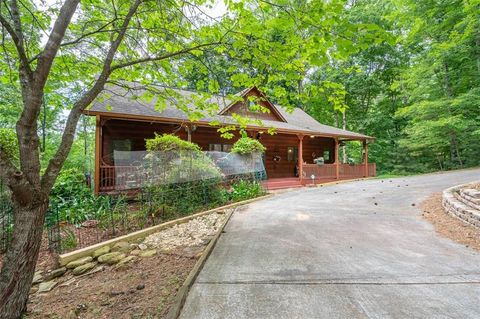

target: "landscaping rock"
[98,252,126,265]
[112,241,131,253]
[44,267,67,281]
[38,280,57,293]
[180,245,205,259]
[130,249,141,256]
[73,262,97,275]
[143,212,227,250]
[81,220,98,228]
[139,249,157,258]
[66,256,93,269]
[138,243,148,251]
[92,246,110,258]
[117,256,136,266]
[32,272,43,284]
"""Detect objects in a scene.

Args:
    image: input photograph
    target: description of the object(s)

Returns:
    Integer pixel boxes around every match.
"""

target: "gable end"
[219,87,287,122]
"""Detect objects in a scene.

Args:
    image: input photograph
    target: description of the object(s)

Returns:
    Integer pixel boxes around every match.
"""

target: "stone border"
[165,205,236,319]
[59,193,274,266]
[442,181,480,228]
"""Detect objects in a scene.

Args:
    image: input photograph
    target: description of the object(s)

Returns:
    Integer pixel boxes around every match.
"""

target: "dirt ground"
[421,193,480,250]
[26,250,197,319]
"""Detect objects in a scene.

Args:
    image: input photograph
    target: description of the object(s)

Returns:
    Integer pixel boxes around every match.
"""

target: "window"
[209,144,232,152]
[287,147,298,162]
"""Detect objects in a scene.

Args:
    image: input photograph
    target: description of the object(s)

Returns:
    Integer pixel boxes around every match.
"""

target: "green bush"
[144,178,227,219]
[146,133,201,153]
[50,169,108,224]
[144,134,227,218]
[231,137,266,155]
[227,180,265,202]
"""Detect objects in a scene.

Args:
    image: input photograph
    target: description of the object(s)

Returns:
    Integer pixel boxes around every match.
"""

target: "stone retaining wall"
[442,182,480,228]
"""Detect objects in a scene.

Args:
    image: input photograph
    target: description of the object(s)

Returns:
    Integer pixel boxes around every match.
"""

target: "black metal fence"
[0,173,266,255]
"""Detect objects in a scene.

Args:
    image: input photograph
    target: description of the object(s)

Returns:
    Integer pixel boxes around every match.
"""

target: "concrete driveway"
[180,168,480,319]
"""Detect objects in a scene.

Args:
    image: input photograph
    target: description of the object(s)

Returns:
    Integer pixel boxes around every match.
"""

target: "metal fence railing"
[0,173,266,255]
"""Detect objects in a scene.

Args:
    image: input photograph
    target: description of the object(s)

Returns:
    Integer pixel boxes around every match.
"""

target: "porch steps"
[262,178,303,190]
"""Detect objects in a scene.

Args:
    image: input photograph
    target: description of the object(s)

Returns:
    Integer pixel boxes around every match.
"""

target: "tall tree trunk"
[451,134,464,168]
[0,195,48,319]
[443,61,460,167]
[437,155,443,171]
[342,111,347,163]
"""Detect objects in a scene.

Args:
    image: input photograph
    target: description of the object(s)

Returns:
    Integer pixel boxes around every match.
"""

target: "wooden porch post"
[335,138,340,180]
[94,115,101,195]
[363,140,369,177]
[298,135,304,182]
[185,124,195,142]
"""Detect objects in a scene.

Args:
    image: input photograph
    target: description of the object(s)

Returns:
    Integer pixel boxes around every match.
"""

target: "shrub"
[146,133,201,153]
[144,134,226,218]
[61,228,78,251]
[50,169,108,224]
[231,137,266,155]
[228,180,265,202]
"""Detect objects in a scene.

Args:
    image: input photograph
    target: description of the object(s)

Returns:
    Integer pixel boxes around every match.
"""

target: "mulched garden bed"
[421,192,480,250]
[26,251,197,319]
[0,211,229,318]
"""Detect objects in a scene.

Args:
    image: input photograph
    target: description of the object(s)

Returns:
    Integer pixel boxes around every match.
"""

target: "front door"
[259,133,300,179]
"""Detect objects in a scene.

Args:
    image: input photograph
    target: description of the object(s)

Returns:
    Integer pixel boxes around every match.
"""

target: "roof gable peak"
[218,86,287,123]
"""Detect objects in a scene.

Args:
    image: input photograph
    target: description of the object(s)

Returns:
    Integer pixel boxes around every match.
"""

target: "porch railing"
[303,163,337,179]
[100,163,376,193]
[100,165,147,192]
[303,163,376,181]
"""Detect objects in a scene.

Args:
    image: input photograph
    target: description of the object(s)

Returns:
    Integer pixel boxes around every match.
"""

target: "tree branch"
[34,0,80,90]
[41,0,143,191]
[110,42,223,71]
[61,20,118,47]
[0,13,31,76]
[14,0,80,188]
[28,19,119,63]
[0,148,32,206]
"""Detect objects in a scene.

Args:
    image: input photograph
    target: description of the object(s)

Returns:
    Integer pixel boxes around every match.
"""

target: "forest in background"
[179,0,480,175]
[1,0,479,179]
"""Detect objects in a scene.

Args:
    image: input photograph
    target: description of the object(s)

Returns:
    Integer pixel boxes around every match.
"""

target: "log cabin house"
[84,84,375,194]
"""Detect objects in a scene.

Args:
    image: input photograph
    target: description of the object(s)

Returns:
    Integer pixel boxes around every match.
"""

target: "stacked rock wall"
[442,182,480,228]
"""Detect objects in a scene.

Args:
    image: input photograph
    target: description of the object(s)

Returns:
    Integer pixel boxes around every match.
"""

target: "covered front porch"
[262,134,376,190]
[261,163,376,190]
[94,116,375,193]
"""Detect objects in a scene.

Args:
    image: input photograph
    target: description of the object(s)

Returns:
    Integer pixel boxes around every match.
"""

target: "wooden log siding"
[96,117,365,193]
[101,119,187,165]
[101,119,337,177]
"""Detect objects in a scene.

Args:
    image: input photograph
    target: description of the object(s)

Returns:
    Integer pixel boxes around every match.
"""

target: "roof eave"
[84,109,374,141]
